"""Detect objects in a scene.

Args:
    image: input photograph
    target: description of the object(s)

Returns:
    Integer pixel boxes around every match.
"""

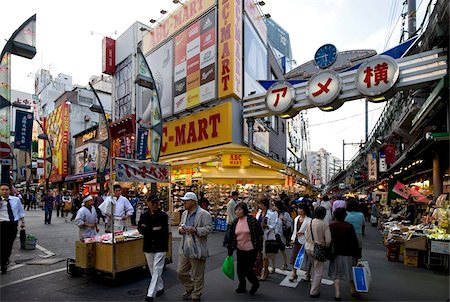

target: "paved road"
[0,208,448,301]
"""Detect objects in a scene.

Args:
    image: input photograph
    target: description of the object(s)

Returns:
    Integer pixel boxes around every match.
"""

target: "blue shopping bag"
[352,261,371,292]
[293,245,305,269]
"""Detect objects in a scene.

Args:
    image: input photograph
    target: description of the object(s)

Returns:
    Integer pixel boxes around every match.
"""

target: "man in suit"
[177,192,212,302]
[0,183,25,274]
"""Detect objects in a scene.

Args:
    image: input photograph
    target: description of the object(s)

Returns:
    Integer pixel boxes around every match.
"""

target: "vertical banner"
[137,128,149,160]
[14,110,34,151]
[384,144,396,165]
[367,151,377,181]
[379,151,387,173]
[0,54,11,141]
[102,37,116,75]
[218,0,243,99]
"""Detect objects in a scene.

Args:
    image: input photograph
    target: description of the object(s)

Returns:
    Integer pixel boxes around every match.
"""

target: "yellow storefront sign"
[222,154,250,167]
[161,103,232,156]
[142,0,216,54]
[218,0,243,99]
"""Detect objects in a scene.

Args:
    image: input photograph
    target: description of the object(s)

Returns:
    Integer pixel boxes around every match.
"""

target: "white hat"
[180,192,198,202]
[83,195,93,203]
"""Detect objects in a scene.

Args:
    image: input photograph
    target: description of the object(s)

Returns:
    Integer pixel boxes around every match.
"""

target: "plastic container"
[24,238,37,250]
[387,243,401,262]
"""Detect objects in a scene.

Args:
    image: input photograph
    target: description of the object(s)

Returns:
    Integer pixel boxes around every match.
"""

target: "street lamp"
[0,14,37,184]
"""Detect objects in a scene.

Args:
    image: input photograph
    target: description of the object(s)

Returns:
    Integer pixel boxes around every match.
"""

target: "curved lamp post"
[0,14,37,184]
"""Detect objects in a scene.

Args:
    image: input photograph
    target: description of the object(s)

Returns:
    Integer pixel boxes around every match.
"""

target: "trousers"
[0,221,18,269]
[177,254,206,300]
[236,249,259,289]
[306,249,325,295]
[144,252,166,298]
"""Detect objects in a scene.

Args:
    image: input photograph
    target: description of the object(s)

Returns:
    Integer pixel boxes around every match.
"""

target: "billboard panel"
[243,0,267,44]
[244,16,268,97]
[114,56,133,121]
[146,39,174,117]
[142,0,216,54]
[218,0,242,99]
[173,10,216,114]
[45,103,70,180]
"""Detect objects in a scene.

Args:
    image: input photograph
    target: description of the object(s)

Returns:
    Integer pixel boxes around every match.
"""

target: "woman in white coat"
[255,197,277,280]
[289,203,312,282]
[321,195,332,224]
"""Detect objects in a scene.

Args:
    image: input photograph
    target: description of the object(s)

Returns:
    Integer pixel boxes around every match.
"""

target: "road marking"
[35,244,55,258]
[0,267,66,289]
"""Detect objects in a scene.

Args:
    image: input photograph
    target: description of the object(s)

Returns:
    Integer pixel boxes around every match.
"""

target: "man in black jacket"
[138,195,169,302]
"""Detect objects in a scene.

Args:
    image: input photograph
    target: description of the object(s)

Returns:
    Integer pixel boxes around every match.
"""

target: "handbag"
[254,254,263,276]
[265,239,279,254]
[310,221,331,261]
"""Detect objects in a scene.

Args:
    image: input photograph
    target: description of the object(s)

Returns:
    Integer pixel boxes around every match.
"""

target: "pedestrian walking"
[61,191,72,222]
[198,192,209,211]
[110,184,134,231]
[74,195,99,240]
[227,202,263,295]
[320,195,332,224]
[130,195,139,226]
[55,191,62,217]
[138,195,169,302]
[30,190,37,209]
[345,198,365,258]
[255,197,277,280]
[305,206,332,298]
[94,194,105,224]
[71,193,81,221]
[273,199,291,270]
[223,191,239,247]
[332,194,346,216]
[0,183,25,274]
[43,190,55,224]
[23,191,33,211]
[289,203,312,282]
[177,192,212,302]
[329,207,360,300]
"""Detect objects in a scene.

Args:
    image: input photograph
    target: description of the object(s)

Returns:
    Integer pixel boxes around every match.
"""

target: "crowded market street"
[0,208,448,301]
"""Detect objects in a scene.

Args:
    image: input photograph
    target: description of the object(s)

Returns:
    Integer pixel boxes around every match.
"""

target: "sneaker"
[249,283,260,295]
[182,290,193,301]
[156,289,164,297]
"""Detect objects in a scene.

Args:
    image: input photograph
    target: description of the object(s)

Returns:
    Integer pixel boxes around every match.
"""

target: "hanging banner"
[392,181,428,203]
[14,110,33,151]
[379,151,387,173]
[115,159,170,183]
[384,144,396,164]
[137,128,149,160]
[367,152,377,181]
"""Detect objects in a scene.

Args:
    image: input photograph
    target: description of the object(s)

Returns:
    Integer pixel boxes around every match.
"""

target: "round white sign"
[305,70,342,107]
[265,81,295,114]
[355,55,399,97]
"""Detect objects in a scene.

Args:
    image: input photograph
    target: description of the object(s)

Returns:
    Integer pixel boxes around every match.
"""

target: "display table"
[95,238,146,273]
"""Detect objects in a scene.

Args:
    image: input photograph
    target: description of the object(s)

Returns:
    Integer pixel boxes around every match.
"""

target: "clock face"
[314,44,338,69]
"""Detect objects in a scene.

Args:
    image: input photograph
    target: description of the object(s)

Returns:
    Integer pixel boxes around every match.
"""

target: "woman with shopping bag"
[289,203,312,282]
[227,202,263,295]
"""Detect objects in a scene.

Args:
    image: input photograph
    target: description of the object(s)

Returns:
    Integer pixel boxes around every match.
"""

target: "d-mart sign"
[160,103,232,156]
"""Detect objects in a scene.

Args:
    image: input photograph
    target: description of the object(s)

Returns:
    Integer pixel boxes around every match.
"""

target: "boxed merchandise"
[404,236,427,251]
[403,249,419,267]
[76,241,95,269]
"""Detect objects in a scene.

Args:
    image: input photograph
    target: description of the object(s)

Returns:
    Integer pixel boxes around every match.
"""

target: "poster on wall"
[173,10,216,114]
[244,16,268,97]
[367,152,377,181]
[114,56,133,121]
[146,40,173,118]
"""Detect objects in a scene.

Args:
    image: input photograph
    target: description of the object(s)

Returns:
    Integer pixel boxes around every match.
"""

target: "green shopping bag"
[222,255,234,280]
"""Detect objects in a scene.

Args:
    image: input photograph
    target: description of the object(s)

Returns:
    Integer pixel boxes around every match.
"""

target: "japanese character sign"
[14,110,33,151]
[367,152,377,181]
[356,55,399,98]
[306,70,342,107]
[265,81,295,114]
[116,159,170,183]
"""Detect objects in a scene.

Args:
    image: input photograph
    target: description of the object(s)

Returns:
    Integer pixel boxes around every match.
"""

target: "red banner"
[392,181,428,203]
[384,144,396,165]
[102,37,116,75]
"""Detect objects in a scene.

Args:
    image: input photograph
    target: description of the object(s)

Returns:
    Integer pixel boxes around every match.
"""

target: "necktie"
[6,198,14,222]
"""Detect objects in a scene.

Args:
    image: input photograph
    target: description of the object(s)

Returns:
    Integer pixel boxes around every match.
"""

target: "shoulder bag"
[310,221,331,262]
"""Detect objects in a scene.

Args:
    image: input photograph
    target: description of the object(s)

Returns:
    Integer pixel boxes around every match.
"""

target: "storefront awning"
[201,166,285,185]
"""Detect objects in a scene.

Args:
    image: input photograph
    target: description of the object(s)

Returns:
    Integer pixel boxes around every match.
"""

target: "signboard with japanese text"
[146,39,173,117]
[13,110,33,151]
[384,144,396,164]
[367,152,377,181]
[116,159,170,183]
[244,16,268,96]
[392,181,428,203]
[379,151,387,172]
[265,81,295,114]
[222,154,250,167]
[142,0,216,54]
[174,10,216,113]
[355,55,399,98]
[102,37,116,75]
[306,70,342,106]
[160,103,233,156]
[45,103,70,180]
[218,0,242,99]
[137,128,149,160]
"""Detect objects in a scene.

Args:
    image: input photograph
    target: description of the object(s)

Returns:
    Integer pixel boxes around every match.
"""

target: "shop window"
[79,96,93,105]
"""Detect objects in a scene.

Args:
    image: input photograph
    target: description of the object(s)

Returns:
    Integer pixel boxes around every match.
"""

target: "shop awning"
[64,171,97,182]
[201,166,285,185]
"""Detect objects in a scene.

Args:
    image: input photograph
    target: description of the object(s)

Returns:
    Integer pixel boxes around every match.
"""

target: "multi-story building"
[307,148,342,189]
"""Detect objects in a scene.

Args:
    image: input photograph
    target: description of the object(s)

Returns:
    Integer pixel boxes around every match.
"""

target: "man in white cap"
[177,192,212,302]
[75,195,99,240]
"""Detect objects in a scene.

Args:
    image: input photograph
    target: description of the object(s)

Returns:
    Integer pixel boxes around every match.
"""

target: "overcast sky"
[0,0,431,161]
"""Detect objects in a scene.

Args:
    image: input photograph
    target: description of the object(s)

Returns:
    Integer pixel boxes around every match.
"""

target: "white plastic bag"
[98,196,116,216]
[370,215,377,224]
[183,234,202,259]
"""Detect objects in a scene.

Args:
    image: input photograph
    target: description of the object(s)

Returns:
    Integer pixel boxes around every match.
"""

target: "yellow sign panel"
[222,154,250,167]
[218,0,243,99]
[161,103,233,156]
[142,0,216,54]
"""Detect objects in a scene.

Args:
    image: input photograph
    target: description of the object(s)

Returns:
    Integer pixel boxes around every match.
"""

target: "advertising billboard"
[114,55,133,121]
[218,0,242,99]
[244,16,268,97]
[243,0,267,44]
[146,39,173,117]
[45,103,70,180]
[173,10,216,114]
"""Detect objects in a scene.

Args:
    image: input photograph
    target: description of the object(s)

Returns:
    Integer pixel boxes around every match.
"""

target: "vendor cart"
[67,158,172,279]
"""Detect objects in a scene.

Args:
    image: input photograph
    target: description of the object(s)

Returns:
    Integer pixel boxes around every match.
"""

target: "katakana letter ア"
[271,87,287,107]
[374,63,389,86]
[312,78,332,97]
